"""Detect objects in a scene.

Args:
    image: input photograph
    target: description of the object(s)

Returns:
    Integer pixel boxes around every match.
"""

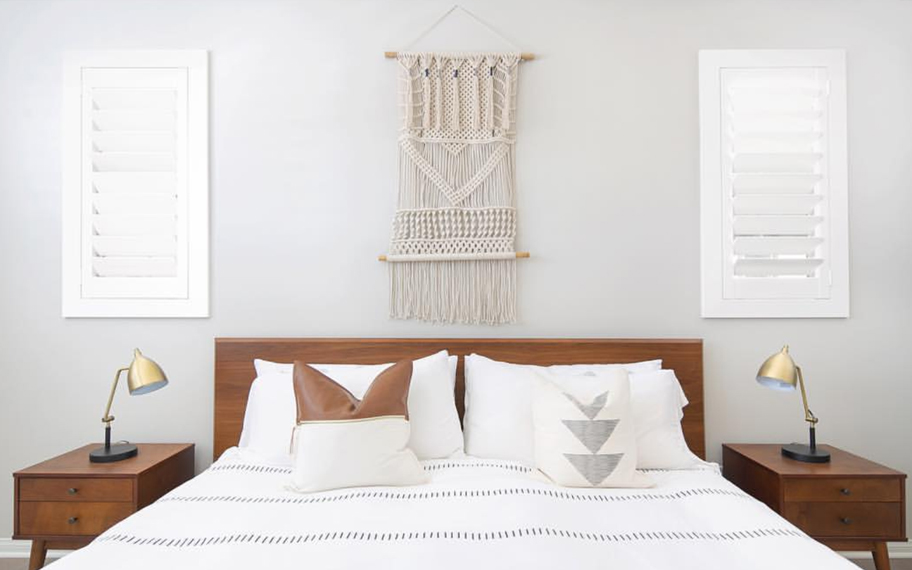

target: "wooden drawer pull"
[67,487,78,495]
[840,517,853,525]
[67,516,79,525]
[839,488,851,496]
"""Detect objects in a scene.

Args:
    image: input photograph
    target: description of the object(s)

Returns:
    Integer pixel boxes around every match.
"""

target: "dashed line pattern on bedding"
[207,461,535,476]
[207,461,718,477]
[156,486,750,505]
[423,461,533,473]
[95,527,804,548]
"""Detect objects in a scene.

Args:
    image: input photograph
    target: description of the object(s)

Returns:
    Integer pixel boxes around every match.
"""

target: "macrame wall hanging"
[380,6,533,325]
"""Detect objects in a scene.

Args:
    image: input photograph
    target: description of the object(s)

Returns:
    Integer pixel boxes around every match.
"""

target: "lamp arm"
[102,367,130,426]
[795,366,818,425]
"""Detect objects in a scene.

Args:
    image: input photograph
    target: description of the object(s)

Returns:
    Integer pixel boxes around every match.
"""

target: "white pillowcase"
[239,351,462,463]
[533,370,653,488]
[237,371,298,465]
[463,354,701,469]
[289,416,427,493]
[627,369,705,469]
[463,354,662,465]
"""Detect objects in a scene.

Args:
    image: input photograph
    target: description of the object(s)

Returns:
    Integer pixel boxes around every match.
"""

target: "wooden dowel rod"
[384,51,535,61]
[378,252,531,262]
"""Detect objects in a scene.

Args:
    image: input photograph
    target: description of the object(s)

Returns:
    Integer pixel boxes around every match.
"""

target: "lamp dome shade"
[756,345,798,392]
[126,349,168,395]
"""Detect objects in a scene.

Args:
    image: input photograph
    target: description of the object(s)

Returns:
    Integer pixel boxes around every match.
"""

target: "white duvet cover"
[50,449,856,570]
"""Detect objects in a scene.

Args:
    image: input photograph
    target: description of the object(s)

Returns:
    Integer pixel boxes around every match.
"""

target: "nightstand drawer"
[783,502,903,538]
[19,478,133,503]
[18,501,133,536]
[784,477,902,503]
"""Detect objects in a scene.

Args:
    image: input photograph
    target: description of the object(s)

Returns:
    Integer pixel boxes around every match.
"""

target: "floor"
[0,555,909,570]
[0,559,57,570]
[854,559,912,570]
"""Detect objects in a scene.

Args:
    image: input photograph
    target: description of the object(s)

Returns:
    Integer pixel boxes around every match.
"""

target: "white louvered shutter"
[63,51,208,317]
[699,50,849,318]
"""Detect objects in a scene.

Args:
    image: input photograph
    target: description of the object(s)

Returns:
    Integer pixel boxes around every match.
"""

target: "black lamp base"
[89,443,138,463]
[781,443,831,463]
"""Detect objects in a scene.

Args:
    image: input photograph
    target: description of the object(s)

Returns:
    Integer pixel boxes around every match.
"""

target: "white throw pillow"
[290,417,427,493]
[463,354,664,465]
[239,351,462,462]
[289,362,427,493]
[292,416,427,493]
[533,370,653,488]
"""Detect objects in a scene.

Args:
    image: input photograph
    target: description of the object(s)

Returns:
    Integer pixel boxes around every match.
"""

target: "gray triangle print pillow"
[532,369,653,488]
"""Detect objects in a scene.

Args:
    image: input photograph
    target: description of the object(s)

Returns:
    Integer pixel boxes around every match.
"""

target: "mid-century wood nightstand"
[723,443,907,570]
[13,443,194,570]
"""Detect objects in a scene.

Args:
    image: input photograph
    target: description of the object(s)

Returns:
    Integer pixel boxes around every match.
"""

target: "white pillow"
[239,351,462,462]
[533,370,653,488]
[548,361,688,410]
[463,354,663,465]
[464,354,698,467]
[237,371,298,465]
[626,370,704,469]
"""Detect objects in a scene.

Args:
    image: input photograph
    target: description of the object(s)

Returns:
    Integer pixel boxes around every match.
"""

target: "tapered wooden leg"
[873,542,891,570]
[28,539,47,570]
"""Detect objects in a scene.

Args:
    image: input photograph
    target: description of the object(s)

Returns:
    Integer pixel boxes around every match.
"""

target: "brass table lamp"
[756,345,830,463]
[90,349,168,463]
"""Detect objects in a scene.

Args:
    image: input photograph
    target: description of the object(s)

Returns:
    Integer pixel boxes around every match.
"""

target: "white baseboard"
[0,537,909,559]
[0,538,73,559]
[842,543,912,559]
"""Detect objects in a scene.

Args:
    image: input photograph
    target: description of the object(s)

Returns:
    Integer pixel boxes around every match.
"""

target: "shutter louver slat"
[92,132,176,153]
[92,110,176,131]
[91,88,176,110]
[93,236,177,257]
[733,258,824,277]
[732,195,822,215]
[733,215,823,236]
[92,193,177,216]
[92,172,175,193]
[92,152,176,172]
[731,153,821,174]
[729,113,821,134]
[731,173,821,195]
[93,215,177,236]
[93,257,178,277]
[733,237,824,256]
[731,132,821,154]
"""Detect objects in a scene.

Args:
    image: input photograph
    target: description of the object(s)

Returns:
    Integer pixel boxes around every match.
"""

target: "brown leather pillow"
[293,360,413,423]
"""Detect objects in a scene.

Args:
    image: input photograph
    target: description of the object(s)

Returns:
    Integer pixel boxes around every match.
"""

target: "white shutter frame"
[62,50,209,317]
[699,49,849,318]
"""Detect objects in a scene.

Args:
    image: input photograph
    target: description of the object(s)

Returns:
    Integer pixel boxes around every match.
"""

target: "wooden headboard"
[214,338,704,461]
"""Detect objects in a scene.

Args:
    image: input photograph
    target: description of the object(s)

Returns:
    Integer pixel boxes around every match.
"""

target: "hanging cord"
[400,4,523,53]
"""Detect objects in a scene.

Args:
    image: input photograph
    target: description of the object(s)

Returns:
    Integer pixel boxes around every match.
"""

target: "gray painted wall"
[1,0,910,541]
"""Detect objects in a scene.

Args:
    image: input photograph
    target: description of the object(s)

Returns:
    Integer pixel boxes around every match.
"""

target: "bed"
[49,338,857,569]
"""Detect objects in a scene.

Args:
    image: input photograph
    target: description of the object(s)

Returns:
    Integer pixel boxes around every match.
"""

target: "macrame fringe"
[389,260,516,325]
